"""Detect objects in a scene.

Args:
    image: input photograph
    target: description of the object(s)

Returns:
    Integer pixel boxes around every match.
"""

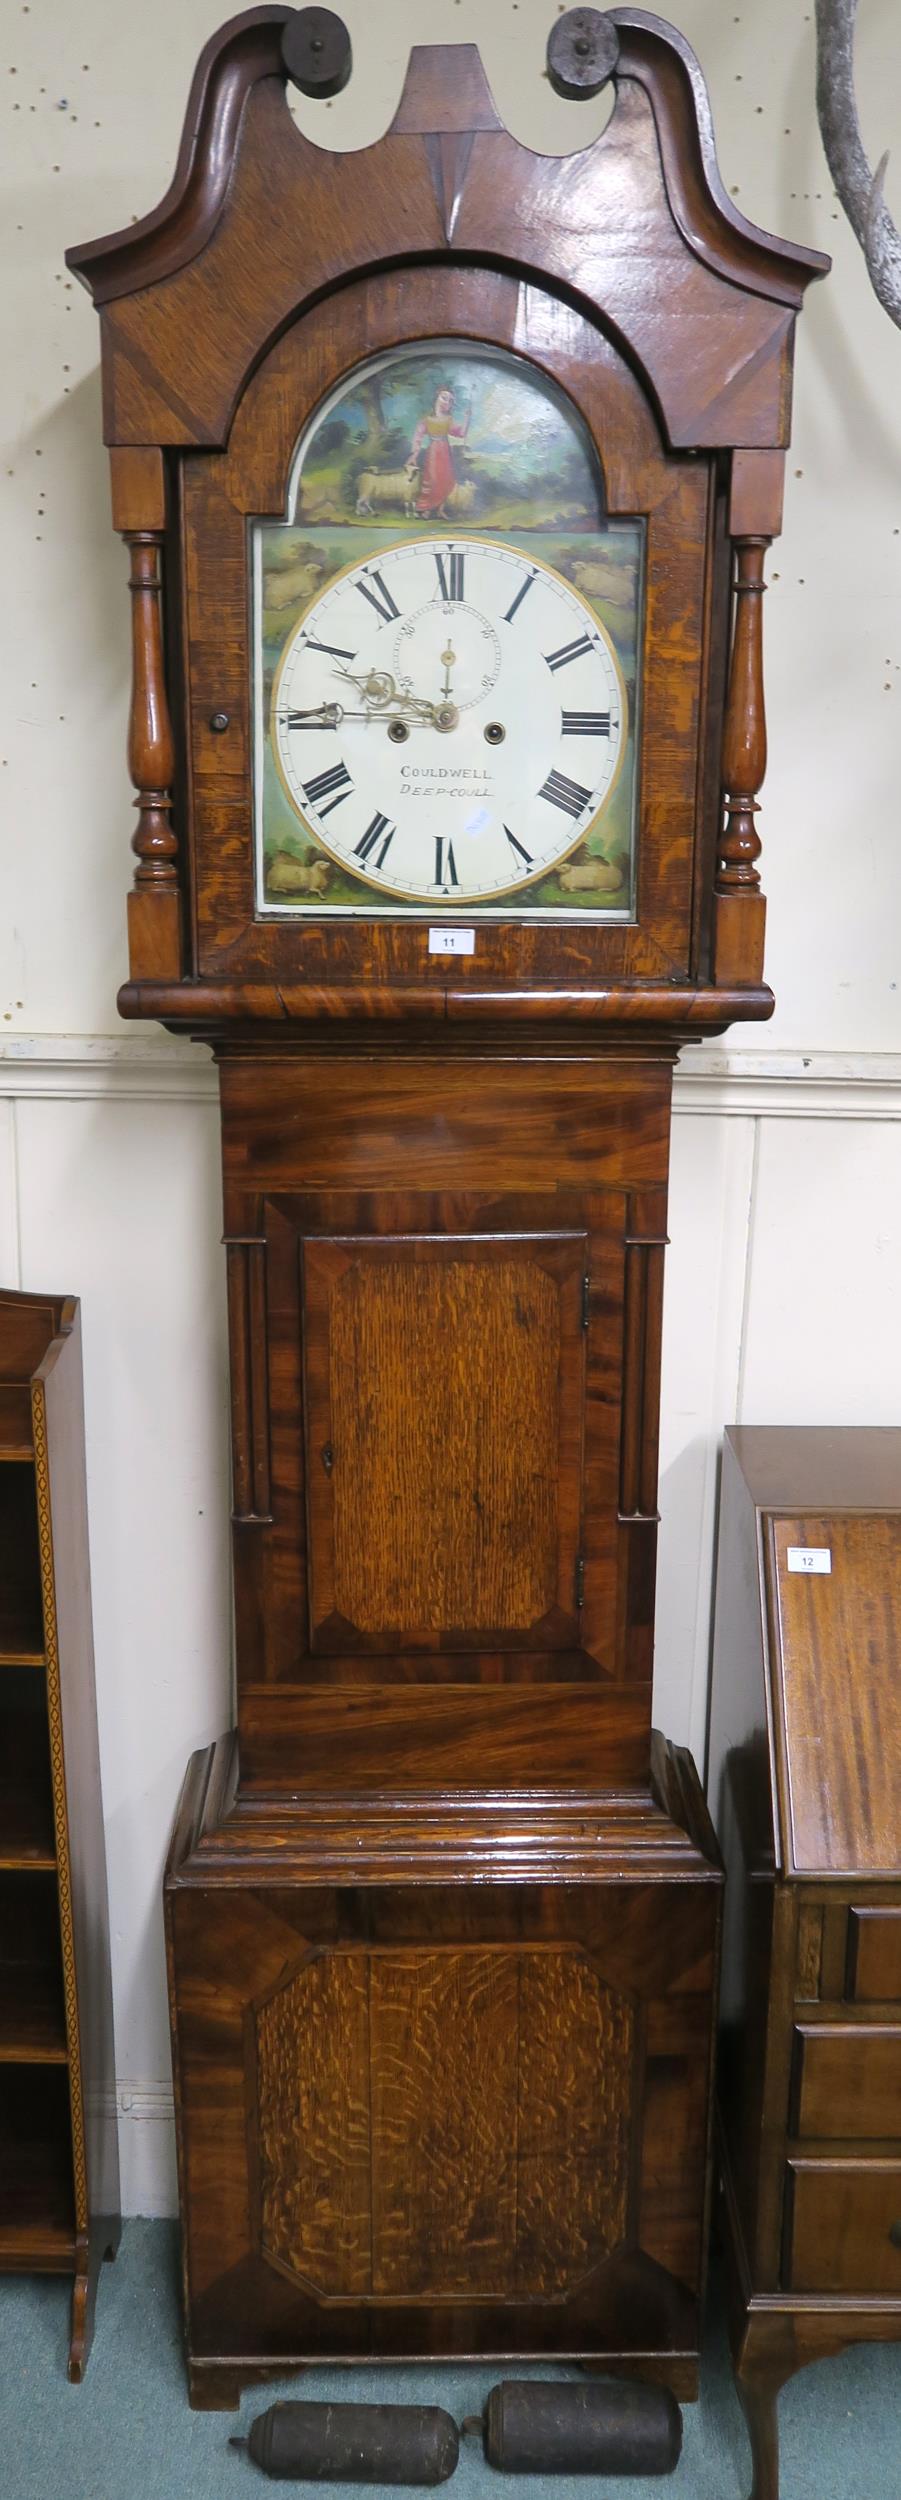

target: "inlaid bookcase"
[0,1289,120,2377]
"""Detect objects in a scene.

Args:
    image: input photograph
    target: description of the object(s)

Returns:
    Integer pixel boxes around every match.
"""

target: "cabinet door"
[171,1869,717,2356]
[302,1230,587,1653]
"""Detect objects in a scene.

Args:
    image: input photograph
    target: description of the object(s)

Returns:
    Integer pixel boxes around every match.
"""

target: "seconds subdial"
[393,601,501,713]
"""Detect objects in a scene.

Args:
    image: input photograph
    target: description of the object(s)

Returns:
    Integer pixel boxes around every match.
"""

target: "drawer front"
[793,2025,901,2140]
[848,1910,901,2004]
[787,2160,901,2294]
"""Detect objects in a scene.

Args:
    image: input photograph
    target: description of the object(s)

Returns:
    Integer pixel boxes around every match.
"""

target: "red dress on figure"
[412,413,467,515]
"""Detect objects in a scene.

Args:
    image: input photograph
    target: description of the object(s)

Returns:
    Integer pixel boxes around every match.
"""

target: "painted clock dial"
[253,341,644,919]
[270,536,627,904]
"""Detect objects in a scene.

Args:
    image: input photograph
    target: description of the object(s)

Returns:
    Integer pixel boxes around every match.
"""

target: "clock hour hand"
[333,665,403,709]
[333,666,442,725]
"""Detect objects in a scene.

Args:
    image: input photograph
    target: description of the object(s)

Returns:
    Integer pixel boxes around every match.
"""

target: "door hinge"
[575,1554,585,1609]
[582,1273,591,1330]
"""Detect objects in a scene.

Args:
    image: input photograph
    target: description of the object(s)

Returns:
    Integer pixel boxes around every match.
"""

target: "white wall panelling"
[0,1103,20,1286]
[740,1117,901,1424]
[657,1109,757,1770]
[3,0,900,2211]
[12,1091,231,2211]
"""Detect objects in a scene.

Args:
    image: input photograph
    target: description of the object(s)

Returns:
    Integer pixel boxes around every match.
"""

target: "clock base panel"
[166,1734,720,2408]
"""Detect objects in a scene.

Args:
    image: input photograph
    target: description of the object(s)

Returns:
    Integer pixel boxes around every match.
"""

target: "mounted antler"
[815,0,901,325]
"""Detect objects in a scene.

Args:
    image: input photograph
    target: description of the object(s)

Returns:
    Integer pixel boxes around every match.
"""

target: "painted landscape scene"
[289,343,606,536]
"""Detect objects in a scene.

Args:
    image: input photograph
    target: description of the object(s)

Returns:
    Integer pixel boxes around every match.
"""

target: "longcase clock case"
[68,6,826,2407]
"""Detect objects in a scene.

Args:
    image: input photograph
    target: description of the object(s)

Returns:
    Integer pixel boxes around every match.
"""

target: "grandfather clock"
[68,5,825,2408]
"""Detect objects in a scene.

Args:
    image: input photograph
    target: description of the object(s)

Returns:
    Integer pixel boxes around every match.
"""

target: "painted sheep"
[266,852,332,897]
[557,855,624,894]
[354,470,476,521]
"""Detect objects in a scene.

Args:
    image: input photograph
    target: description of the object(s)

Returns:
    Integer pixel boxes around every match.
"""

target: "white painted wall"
[2,0,900,2214]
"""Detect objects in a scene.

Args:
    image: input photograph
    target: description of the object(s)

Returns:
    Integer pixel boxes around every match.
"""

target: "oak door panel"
[171,1870,716,2355]
[253,1950,371,2299]
[302,1231,587,1652]
[244,1184,632,1696]
[250,1943,635,2304]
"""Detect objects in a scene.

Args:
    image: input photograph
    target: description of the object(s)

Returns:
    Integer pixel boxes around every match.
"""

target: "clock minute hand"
[281,699,440,730]
[282,702,343,729]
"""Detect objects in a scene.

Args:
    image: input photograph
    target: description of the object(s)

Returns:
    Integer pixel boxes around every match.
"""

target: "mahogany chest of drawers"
[707,1427,901,2500]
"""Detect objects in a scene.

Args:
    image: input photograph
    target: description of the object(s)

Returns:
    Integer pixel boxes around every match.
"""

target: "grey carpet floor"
[0,2222,897,2499]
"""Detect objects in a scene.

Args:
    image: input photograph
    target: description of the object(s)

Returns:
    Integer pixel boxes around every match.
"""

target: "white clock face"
[269,536,627,906]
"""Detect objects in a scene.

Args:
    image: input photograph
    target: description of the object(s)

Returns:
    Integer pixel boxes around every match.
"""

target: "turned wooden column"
[110,447,183,981]
[126,533,177,884]
[712,533,770,986]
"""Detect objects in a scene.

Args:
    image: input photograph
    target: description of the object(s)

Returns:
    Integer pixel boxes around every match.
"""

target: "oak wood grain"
[254,1949,371,2299]
[167,1757,718,2375]
[303,1232,584,1649]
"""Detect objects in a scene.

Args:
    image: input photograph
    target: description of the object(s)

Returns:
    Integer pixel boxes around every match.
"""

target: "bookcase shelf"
[0,1977,69,2063]
[0,1291,120,2375]
[0,1871,67,2059]
[0,1464,45,1661]
[0,1677,56,1866]
[0,2068,76,2266]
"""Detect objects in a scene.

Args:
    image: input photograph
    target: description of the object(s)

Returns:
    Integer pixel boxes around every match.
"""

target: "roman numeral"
[544,633,595,673]
[434,549,465,602]
[302,761,353,818]
[356,569,400,625]
[538,767,592,819]
[562,710,612,737]
[301,636,357,661]
[504,826,533,869]
[433,837,459,889]
[354,812,395,869]
[503,570,537,624]
[283,710,336,731]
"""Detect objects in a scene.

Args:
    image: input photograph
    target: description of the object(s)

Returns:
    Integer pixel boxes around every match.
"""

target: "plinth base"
[166,1733,721,2408]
